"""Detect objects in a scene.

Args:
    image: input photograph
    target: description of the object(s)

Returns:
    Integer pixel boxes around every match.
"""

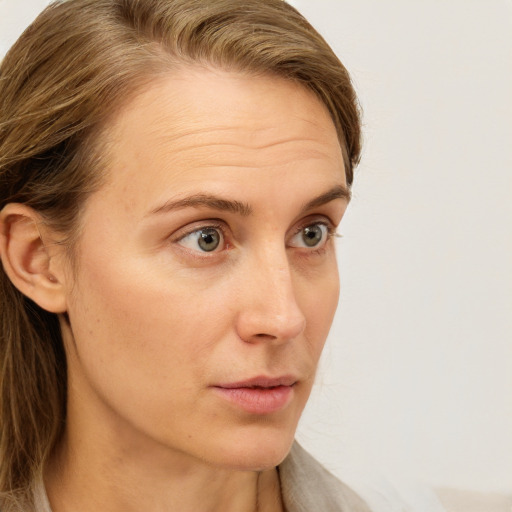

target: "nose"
[235,248,306,344]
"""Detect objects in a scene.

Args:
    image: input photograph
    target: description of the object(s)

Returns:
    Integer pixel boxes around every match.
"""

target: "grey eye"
[302,225,324,247]
[179,227,223,252]
[197,228,221,251]
[289,223,329,249]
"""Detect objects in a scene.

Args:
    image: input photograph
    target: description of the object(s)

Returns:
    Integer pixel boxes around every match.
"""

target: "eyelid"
[291,215,337,236]
[287,217,337,250]
[169,214,338,257]
[172,220,231,255]
[173,220,224,241]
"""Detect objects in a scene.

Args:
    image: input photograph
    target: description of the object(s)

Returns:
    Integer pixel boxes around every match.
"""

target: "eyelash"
[173,218,338,259]
[289,221,337,252]
[174,221,227,256]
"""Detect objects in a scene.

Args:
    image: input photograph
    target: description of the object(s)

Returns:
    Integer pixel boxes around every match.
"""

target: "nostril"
[234,275,306,344]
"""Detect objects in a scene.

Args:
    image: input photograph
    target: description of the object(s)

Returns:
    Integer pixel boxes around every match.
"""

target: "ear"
[0,203,68,313]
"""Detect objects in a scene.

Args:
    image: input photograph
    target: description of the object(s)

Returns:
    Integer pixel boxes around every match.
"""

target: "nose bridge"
[236,241,306,343]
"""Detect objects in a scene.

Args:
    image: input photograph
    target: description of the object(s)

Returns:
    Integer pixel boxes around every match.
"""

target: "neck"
[44,404,284,512]
[45,325,286,512]
[45,438,283,512]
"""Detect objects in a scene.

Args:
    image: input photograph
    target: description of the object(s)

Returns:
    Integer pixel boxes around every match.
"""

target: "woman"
[0,1,368,510]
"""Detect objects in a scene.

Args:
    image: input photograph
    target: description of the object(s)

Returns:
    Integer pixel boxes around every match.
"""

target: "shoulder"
[278,442,371,512]
[436,488,512,512]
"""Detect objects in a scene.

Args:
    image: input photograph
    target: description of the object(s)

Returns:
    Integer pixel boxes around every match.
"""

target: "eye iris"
[302,225,323,247]
[198,228,221,252]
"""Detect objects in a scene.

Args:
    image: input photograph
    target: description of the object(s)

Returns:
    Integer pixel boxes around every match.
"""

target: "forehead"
[90,66,345,216]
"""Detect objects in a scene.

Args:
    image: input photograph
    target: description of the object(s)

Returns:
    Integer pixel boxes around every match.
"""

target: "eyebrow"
[150,194,252,216]
[301,184,351,210]
[149,184,350,217]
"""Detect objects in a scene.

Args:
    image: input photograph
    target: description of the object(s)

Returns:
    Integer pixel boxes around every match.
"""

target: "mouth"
[212,376,297,414]
[216,376,297,389]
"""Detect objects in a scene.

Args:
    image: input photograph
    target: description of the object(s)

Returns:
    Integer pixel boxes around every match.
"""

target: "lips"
[216,375,297,389]
[212,376,297,414]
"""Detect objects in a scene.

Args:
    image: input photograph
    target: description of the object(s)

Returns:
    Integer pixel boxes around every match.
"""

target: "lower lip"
[213,385,294,414]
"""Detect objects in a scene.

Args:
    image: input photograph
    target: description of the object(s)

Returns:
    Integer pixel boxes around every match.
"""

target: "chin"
[205,424,297,472]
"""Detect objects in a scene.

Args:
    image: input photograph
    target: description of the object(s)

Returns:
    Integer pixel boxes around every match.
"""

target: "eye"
[289,223,331,249]
[178,226,224,252]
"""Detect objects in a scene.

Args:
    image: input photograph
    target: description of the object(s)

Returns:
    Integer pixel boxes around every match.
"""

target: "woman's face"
[60,67,348,471]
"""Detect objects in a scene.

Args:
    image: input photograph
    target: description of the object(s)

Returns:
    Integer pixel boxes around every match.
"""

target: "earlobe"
[0,203,68,313]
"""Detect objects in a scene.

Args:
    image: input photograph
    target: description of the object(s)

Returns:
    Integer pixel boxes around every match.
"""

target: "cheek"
[67,266,167,390]
[63,258,229,444]
[299,265,340,359]
[66,248,234,386]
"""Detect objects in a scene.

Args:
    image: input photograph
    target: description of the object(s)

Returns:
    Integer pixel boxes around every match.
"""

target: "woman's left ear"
[0,203,68,313]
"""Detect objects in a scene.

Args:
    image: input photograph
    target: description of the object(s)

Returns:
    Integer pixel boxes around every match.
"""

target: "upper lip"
[214,375,298,389]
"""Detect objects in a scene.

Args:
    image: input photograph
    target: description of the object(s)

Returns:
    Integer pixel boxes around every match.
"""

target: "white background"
[1,0,511,496]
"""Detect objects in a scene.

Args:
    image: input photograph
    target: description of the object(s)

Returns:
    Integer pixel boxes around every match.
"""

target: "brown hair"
[0,0,361,507]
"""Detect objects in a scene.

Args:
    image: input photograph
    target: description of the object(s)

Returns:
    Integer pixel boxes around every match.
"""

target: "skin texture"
[39,68,348,511]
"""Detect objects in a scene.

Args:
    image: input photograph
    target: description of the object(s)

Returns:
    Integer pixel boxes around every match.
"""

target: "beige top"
[33,442,371,512]
[279,443,371,512]
[30,443,512,511]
